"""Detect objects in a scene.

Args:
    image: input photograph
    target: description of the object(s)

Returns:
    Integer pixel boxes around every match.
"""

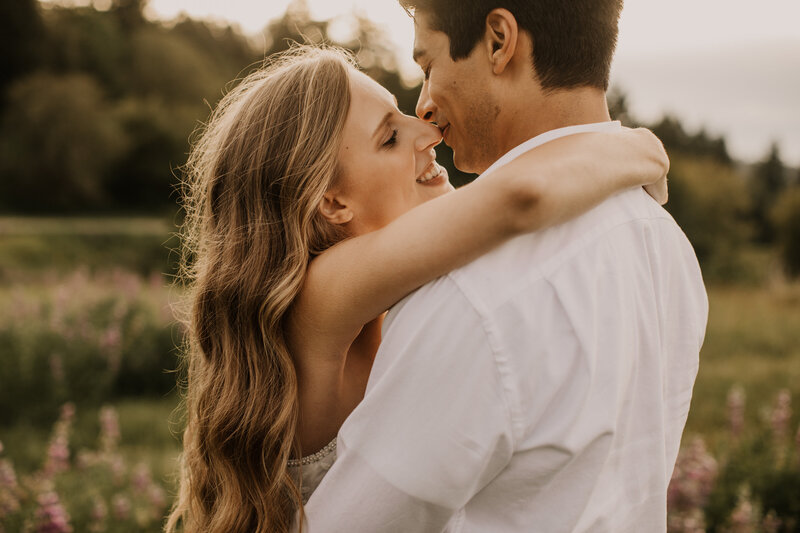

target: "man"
[300,1,708,531]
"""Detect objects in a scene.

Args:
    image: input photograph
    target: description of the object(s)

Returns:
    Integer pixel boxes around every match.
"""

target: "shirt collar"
[477,121,623,180]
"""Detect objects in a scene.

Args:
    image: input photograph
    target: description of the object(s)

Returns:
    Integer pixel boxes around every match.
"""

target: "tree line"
[1,0,798,278]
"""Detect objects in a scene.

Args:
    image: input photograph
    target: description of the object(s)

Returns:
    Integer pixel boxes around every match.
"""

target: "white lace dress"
[287,439,337,504]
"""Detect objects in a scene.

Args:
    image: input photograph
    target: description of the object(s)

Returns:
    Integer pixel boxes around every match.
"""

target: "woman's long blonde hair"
[166,46,354,533]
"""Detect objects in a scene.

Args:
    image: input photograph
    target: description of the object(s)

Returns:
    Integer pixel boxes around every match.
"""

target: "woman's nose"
[414,121,442,152]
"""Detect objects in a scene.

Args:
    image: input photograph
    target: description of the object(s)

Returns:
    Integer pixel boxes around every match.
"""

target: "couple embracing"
[167,1,708,532]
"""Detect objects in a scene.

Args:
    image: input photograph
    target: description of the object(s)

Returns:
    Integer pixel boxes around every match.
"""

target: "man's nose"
[416,80,436,123]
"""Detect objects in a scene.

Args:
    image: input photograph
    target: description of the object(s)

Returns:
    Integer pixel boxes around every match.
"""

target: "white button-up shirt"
[301,121,709,532]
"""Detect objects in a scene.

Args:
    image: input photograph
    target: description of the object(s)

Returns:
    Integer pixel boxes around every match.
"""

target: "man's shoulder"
[387,188,695,325]
[445,187,689,311]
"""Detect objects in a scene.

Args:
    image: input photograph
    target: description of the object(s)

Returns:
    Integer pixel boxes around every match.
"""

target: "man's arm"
[300,276,516,532]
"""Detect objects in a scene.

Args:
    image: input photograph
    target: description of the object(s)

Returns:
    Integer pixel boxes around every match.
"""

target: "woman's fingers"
[644,175,669,205]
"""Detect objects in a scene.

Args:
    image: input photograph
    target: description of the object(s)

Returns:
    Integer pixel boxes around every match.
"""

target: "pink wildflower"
[770,389,792,441]
[109,455,126,486]
[33,491,72,533]
[0,452,21,518]
[796,425,800,462]
[668,437,718,512]
[111,494,131,520]
[727,487,757,533]
[88,496,108,533]
[726,386,746,439]
[148,483,167,513]
[49,353,65,385]
[43,404,75,477]
[98,406,120,454]
[131,462,151,492]
[667,507,705,533]
[762,510,782,533]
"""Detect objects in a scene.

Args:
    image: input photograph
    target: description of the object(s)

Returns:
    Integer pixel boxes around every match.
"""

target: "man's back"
[303,146,708,533]
[436,186,708,531]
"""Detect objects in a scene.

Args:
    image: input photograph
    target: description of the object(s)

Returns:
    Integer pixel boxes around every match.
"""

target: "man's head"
[401,0,623,172]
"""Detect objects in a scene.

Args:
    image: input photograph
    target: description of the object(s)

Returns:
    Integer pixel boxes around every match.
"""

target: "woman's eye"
[383,129,398,148]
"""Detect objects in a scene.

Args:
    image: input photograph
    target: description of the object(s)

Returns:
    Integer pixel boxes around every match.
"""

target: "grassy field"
[0,395,181,487]
[686,283,800,447]
[1,217,798,530]
[0,216,180,281]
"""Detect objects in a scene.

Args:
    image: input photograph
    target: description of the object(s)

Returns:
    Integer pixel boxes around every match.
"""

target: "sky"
[50,0,800,165]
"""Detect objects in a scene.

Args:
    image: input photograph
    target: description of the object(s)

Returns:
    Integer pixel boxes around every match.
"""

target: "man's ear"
[484,8,519,76]
[319,191,353,226]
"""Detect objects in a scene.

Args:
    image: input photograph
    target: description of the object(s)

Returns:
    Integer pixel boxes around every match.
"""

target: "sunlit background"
[149,0,800,165]
[1,1,799,531]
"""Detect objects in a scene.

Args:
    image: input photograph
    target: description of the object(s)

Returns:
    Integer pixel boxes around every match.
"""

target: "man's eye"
[383,129,398,147]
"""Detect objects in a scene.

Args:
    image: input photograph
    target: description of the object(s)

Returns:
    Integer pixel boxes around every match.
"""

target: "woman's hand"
[621,127,669,205]
[494,127,670,234]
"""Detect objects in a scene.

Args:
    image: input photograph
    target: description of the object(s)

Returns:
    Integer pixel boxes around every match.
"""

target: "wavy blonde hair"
[166,46,354,533]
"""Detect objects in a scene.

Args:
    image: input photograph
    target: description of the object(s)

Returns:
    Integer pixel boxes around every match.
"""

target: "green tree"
[43,6,128,97]
[107,97,196,210]
[749,143,787,243]
[607,87,636,126]
[0,73,126,212]
[771,186,800,277]
[128,27,223,104]
[651,114,730,164]
[0,0,44,99]
[111,0,147,32]
[665,155,753,281]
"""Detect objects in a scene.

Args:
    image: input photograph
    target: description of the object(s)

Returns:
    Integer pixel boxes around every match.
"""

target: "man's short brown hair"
[400,0,623,91]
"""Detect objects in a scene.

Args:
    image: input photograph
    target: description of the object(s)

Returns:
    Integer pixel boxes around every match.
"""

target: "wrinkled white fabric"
[298,121,708,533]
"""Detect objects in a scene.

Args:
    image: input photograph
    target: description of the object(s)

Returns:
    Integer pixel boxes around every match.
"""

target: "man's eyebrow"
[372,111,393,141]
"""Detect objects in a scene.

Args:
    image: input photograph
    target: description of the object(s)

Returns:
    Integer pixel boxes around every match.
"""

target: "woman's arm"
[292,127,668,352]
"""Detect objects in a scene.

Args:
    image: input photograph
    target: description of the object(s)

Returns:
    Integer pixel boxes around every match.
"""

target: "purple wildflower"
[727,487,757,533]
[111,494,131,520]
[668,437,718,512]
[770,389,792,441]
[0,451,21,518]
[726,386,746,439]
[762,510,782,533]
[33,491,73,533]
[43,404,75,477]
[99,406,120,454]
[88,496,108,533]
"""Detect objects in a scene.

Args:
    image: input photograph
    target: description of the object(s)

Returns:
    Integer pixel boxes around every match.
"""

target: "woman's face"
[329,69,454,236]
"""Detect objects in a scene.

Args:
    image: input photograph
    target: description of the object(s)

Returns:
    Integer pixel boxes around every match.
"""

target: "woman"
[166,45,668,533]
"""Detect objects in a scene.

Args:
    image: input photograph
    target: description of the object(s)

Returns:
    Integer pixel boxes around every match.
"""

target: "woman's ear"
[484,8,519,76]
[319,191,353,225]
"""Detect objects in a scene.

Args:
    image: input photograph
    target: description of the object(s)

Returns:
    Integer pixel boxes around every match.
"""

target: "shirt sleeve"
[298,275,516,532]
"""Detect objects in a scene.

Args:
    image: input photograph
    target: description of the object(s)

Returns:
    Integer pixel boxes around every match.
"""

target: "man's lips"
[440,124,451,143]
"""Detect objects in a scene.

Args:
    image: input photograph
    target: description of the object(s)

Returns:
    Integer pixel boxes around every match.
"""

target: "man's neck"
[492,86,612,167]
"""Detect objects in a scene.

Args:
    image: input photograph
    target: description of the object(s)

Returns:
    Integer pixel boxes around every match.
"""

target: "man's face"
[412,12,500,174]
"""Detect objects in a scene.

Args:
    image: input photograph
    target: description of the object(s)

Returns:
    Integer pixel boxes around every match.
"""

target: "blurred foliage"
[0,0,798,277]
[0,270,180,425]
[750,144,791,243]
[772,187,800,277]
[0,73,127,212]
[0,0,45,98]
[0,399,178,532]
[665,156,754,281]
[609,89,798,281]
[669,388,800,532]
